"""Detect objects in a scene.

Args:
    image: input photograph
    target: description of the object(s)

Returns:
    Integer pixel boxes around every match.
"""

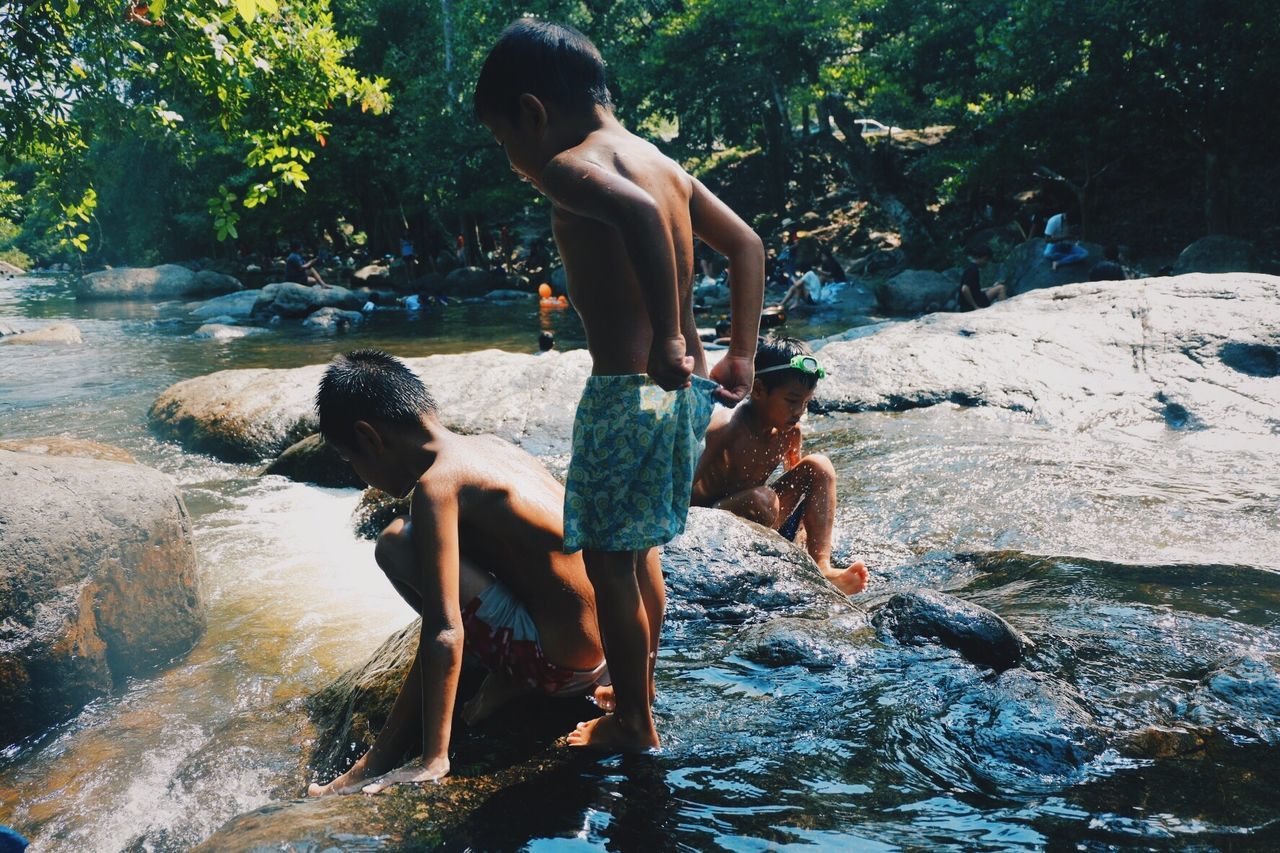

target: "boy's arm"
[540,155,692,391]
[689,176,764,405]
[408,483,464,777]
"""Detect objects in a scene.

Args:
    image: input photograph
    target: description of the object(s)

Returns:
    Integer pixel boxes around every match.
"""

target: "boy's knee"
[374,517,411,572]
[799,453,835,480]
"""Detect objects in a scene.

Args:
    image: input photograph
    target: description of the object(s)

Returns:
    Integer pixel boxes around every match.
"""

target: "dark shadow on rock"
[1219,342,1280,378]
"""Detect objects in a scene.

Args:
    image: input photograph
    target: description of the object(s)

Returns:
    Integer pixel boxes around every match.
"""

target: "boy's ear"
[352,420,383,456]
[517,93,549,133]
[750,377,768,400]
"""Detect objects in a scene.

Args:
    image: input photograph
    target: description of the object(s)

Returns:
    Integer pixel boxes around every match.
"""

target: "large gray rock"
[813,274,1280,437]
[0,450,205,745]
[150,349,594,461]
[261,433,363,489]
[0,323,82,345]
[253,282,363,318]
[77,264,241,300]
[873,589,1032,671]
[189,289,264,319]
[1172,235,1260,275]
[876,269,958,315]
[1001,238,1104,294]
[443,266,506,298]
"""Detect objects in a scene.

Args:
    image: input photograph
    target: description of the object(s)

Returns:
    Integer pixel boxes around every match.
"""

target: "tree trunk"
[440,0,456,103]
[1204,149,1240,235]
[823,94,932,254]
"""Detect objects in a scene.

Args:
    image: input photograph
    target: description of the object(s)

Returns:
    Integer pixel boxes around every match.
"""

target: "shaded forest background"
[2,0,1276,273]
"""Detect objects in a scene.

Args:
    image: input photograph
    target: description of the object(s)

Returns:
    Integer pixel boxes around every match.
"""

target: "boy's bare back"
[414,433,599,669]
[544,126,702,378]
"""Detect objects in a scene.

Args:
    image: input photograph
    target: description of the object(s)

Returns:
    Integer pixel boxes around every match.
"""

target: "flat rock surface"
[0,436,136,463]
[0,323,83,345]
[0,451,205,745]
[813,274,1280,437]
[151,348,594,461]
[77,264,241,300]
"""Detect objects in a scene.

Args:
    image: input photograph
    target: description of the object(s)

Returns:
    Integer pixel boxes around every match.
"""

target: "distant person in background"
[1089,245,1127,282]
[1042,212,1089,270]
[285,241,328,286]
[957,244,1007,311]
[537,330,555,354]
[779,266,831,310]
[400,236,417,277]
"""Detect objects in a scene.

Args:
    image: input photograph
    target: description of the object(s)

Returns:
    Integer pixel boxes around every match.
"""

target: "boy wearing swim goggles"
[692,335,869,595]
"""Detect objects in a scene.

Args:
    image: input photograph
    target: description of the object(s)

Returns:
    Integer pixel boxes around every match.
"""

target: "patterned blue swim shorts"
[563,374,717,553]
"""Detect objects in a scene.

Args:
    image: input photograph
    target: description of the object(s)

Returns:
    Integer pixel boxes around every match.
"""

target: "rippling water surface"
[2,274,1278,850]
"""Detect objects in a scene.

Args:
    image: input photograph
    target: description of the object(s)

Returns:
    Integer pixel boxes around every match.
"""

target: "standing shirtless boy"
[307,350,606,795]
[693,336,868,594]
[475,19,764,751]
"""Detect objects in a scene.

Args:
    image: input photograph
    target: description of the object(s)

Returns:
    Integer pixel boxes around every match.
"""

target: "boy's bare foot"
[821,560,868,595]
[360,757,450,794]
[566,713,659,752]
[590,684,616,711]
[462,670,528,726]
[307,761,372,797]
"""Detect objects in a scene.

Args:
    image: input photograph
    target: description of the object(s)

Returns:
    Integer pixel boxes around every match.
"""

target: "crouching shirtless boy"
[307,349,606,796]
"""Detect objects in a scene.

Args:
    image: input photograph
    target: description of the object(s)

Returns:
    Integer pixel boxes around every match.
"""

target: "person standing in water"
[475,18,764,752]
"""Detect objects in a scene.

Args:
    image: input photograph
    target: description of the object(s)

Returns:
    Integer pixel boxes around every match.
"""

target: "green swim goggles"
[755,354,827,379]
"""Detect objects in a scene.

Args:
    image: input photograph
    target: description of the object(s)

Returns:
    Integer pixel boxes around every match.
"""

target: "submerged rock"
[261,433,363,489]
[873,589,1032,671]
[150,349,594,461]
[813,274,1280,437]
[77,264,241,300]
[302,307,363,331]
[0,436,136,463]
[0,450,204,745]
[0,322,83,345]
[192,323,263,341]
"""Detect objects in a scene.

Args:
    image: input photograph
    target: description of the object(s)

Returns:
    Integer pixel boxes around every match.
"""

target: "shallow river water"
[1,275,1278,851]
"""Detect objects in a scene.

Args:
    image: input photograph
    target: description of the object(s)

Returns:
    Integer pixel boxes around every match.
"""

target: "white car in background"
[854,118,904,136]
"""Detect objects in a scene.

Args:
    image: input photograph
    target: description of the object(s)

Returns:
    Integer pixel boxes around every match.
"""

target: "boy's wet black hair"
[967,243,994,260]
[755,334,820,391]
[473,18,613,124]
[316,350,438,448]
[539,330,555,351]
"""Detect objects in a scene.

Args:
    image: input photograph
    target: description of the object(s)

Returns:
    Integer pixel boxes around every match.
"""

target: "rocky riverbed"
[1,271,1277,850]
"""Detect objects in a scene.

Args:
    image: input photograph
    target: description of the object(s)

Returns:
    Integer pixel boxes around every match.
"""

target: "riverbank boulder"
[189,289,264,319]
[0,322,83,345]
[875,269,958,315]
[252,282,364,318]
[873,589,1032,671]
[261,433,363,489]
[150,349,594,461]
[76,265,242,300]
[1000,238,1104,294]
[813,273,1280,438]
[0,450,205,745]
[1171,235,1260,275]
[443,266,508,298]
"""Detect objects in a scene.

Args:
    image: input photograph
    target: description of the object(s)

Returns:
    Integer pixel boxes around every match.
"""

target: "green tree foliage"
[0,0,388,259]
